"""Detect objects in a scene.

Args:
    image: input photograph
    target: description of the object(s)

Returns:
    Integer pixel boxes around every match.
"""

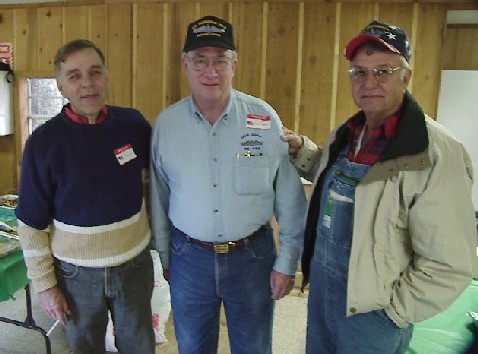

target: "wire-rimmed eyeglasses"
[186,56,234,72]
[348,65,405,83]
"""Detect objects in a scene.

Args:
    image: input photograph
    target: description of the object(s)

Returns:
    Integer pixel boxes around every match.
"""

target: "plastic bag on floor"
[151,249,171,343]
[104,250,171,352]
[105,312,117,352]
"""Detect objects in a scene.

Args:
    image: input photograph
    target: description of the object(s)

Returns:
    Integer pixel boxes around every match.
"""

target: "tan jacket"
[295,92,476,328]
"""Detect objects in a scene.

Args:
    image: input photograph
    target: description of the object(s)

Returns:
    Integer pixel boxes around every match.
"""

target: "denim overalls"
[306,147,413,354]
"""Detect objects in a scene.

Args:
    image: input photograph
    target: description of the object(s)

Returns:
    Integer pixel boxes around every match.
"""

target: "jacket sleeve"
[290,135,323,182]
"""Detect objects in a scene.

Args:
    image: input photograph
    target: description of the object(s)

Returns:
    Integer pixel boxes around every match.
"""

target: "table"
[0,249,52,354]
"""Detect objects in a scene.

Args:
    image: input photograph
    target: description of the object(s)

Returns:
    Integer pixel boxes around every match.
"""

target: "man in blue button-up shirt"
[150,15,306,354]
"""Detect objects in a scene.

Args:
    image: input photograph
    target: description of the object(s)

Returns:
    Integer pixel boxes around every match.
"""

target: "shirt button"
[349,307,357,313]
[212,132,216,136]
[213,209,219,213]
[218,234,223,238]
[213,183,217,187]
[213,158,217,162]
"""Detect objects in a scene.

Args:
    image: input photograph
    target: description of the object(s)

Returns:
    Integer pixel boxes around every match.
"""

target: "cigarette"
[46,320,60,336]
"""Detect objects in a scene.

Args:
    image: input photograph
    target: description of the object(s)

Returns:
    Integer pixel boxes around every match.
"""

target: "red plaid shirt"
[346,113,399,165]
[64,104,107,124]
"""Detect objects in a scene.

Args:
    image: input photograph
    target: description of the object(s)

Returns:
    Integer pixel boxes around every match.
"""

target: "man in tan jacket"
[282,20,476,353]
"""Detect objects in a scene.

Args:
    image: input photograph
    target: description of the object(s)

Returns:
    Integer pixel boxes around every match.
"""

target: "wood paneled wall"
[0,0,477,193]
[443,25,478,70]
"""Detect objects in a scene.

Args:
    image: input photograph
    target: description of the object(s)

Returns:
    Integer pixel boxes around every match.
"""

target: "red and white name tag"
[114,143,137,165]
[246,114,271,129]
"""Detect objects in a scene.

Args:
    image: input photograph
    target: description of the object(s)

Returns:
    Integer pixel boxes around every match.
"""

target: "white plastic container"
[0,69,13,136]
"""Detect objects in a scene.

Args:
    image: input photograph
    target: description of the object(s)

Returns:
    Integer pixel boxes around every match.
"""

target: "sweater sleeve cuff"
[31,270,57,294]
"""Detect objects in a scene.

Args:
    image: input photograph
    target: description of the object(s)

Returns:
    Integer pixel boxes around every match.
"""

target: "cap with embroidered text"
[344,20,411,62]
[183,16,236,53]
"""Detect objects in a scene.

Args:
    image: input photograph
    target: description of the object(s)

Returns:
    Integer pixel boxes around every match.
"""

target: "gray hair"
[182,49,238,60]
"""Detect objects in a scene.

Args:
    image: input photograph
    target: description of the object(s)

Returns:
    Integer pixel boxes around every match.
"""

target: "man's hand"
[38,286,71,326]
[280,127,303,155]
[270,269,294,300]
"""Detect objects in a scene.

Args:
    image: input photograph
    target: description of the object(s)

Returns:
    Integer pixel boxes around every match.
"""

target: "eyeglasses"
[347,65,405,83]
[186,56,234,72]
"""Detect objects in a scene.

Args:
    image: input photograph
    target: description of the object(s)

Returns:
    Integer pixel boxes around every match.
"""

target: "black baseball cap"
[183,15,236,53]
[344,20,411,62]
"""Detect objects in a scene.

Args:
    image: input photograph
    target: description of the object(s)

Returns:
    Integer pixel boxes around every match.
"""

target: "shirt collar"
[64,104,108,124]
[189,89,235,124]
[347,111,400,141]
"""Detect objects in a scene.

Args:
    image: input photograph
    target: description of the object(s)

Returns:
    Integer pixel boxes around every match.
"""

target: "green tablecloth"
[0,249,29,302]
[407,280,478,353]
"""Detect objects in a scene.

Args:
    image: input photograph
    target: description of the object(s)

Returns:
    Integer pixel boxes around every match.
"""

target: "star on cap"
[387,33,397,40]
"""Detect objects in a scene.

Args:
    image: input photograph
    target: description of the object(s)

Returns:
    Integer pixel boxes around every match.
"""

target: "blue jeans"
[306,153,413,354]
[169,226,275,354]
[54,248,155,354]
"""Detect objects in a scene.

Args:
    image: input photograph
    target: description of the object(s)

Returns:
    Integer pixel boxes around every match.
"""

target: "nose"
[203,61,219,77]
[363,70,379,87]
[80,74,94,88]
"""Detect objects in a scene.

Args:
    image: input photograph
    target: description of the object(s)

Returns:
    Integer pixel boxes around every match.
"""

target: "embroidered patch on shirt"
[246,114,271,129]
[240,132,264,156]
[114,144,137,165]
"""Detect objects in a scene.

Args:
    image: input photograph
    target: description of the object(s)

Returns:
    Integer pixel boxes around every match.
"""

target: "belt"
[175,225,268,254]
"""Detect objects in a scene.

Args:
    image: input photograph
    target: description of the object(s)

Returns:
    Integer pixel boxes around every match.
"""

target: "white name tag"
[246,114,271,129]
[114,143,137,165]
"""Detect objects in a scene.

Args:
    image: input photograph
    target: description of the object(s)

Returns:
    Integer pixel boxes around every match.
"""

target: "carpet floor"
[0,287,307,354]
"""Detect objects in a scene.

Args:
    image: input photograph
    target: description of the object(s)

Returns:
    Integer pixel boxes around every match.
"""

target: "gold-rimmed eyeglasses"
[186,56,234,72]
[348,65,405,83]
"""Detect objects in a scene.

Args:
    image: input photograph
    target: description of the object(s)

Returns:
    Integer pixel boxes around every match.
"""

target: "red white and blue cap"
[344,20,411,62]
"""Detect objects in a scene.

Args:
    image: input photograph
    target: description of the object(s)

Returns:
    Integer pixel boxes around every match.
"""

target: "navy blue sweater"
[16,105,151,229]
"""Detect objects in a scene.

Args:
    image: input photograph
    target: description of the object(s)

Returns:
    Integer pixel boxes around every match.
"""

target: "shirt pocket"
[234,155,272,195]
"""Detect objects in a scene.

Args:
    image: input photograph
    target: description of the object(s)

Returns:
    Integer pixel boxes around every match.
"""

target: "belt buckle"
[214,243,229,254]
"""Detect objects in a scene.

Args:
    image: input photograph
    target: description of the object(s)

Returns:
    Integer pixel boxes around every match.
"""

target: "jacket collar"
[379,91,428,162]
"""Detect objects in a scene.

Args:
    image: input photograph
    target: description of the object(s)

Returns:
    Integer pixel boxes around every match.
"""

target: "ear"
[403,68,412,88]
[56,80,63,94]
[181,55,188,75]
[230,58,238,77]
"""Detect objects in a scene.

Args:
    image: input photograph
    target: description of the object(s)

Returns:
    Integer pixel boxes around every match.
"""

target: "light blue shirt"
[150,89,306,274]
